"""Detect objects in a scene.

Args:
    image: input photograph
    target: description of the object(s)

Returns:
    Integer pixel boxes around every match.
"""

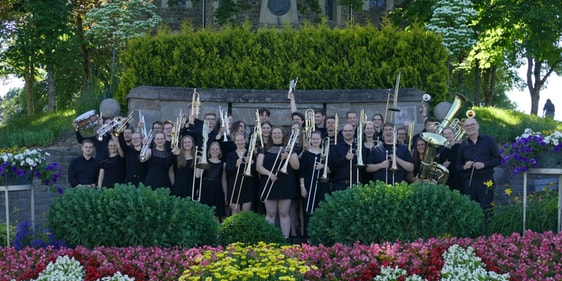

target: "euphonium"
[319,137,331,183]
[355,109,367,167]
[243,128,258,177]
[435,93,468,134]
[304,109,315,149]
[278,128,300,174]
[419,132,450,184]
[196,121,212,169]
[139,129,153,162]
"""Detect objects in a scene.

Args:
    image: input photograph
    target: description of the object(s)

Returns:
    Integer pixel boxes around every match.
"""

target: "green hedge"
[308,181,484,246]
[218,211,287,246]
[117,23,449,104]
[47,184,219,248]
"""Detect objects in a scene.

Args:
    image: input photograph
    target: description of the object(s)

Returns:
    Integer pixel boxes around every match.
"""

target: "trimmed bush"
[218,211,286,246]
[308,181,484,245]
[47,183,218,248]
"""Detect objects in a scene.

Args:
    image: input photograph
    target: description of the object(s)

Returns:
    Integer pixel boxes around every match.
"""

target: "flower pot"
[534,151,562,169]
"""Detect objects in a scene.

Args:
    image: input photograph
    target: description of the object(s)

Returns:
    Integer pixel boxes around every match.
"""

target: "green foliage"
[0,109,74,148]
[487,189,558,236]
[0,222,15,246]
[308,181,484,245]
[46,184,219,248]
[117,23,449,103]
[218,211,287,246]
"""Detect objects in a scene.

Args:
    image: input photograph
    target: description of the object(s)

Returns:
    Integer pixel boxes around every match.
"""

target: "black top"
[328,141,359,183]
[75,131,110,161]
[99,155,126,188]
[368,142,413,184]
[118,134,147,186]
[68,155,99,187]
[457,134,501,178]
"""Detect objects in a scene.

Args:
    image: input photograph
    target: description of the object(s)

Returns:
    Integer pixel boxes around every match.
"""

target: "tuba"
[435,93,468,135]
[419,132,449,184]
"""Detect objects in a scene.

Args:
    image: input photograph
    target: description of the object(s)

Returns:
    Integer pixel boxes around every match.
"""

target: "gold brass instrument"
[114,111,135,136]
[407,121,415,153]
[390,126,398,172]
[435,93,468,135]
[244,128,258,177]
[319,137,330,183]
[419,132,450,184]
[171,110,186,149]
[385,71,401,123]
[288,77,299,99]
[219,106,230,141]
[334,113,339,145]
[260,128,299,202]
[229,150,246,207]
[74,110,100,131]
[355,109,367,167]
[278,128,300,174]
[192,88,201,119]
[196,121,212,169]
[304,109,315,149]
[138,129,153,162]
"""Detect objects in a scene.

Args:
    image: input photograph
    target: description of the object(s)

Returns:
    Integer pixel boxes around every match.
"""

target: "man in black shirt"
[457,118,501,215]
[367,123,413,184]
[329,123,359,191]
[68,139,99,187]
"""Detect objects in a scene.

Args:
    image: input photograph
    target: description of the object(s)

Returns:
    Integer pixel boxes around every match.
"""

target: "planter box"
[533,177,559,192]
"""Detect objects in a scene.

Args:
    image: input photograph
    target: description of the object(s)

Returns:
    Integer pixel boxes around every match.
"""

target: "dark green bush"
[487,189,558,236]
[308,181,484,246]
[47,183,219,248]
[218,211,286,246]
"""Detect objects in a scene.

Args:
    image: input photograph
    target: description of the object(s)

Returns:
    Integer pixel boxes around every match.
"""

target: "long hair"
[177,135,195,168]
[266,126,288,148]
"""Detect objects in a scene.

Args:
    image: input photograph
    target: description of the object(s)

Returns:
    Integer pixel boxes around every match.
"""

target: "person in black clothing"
[74,118,111,161]
[457,118,501,215]
[68,139,99,187]
[371,113,384,143]
[97,137,126,188]
[543,98,555,119]
[366,123,414,185]
[437,126,463,193]
[329,123,360,191]
[118,131,146,186]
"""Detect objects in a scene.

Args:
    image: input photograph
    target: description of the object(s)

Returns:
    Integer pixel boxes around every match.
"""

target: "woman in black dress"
[169,135,196,198]
[299,131,329,238]
[142,132,174,190]
[226,132,258,213]
[256,126,300,239]
[198,141,227,221]
[97,137,125,188]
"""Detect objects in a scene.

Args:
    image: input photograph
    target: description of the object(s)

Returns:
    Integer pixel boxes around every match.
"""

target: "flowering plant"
[500,128,562,174]
[0,147,62,190]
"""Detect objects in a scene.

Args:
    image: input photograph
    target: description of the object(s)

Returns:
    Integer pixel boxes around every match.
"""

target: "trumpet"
[319,137,330,183]
[171,110,185,149]
[287,77,299,99]
[96,119,116,141]
[114,111,134,136]
[355,109,367,167]
[196,121,212,170]
[304,109,315,150]
[219,106,230,141]
[139,129,153,162]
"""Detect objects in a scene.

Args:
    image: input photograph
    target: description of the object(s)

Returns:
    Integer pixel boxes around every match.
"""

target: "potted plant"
[500,128,562,174]
[0,147,62,190]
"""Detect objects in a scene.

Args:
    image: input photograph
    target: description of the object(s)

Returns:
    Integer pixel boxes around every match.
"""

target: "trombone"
[384,71,401,123]
[355,109,367,167]
[305,156,319,214]
[334,113,339,145]
[319,137,330,183]
[229,128,259,207]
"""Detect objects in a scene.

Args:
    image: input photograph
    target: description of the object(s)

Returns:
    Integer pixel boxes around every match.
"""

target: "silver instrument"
[139,129,153,162]
[287,77,299,99]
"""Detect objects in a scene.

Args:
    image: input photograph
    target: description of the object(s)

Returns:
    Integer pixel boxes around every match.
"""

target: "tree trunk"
[473,63,481,105]
[526,56,542,116]
[47,71,56,112]
[24,62,34,116]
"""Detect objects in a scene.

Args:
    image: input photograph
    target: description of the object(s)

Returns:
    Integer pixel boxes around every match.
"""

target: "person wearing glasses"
[371,113,384,143]
[457,118,501,217]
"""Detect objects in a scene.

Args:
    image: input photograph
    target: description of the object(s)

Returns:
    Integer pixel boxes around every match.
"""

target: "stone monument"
[259,0,298,27]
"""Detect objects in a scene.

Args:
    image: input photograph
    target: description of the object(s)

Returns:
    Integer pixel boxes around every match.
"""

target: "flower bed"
[1,231,561,280]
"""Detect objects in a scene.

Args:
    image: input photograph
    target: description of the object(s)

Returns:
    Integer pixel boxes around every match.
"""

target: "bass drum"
[74,110,100,130]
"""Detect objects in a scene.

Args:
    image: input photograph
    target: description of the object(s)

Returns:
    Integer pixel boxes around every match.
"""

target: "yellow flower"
[483,180,494,188]
[505,187,512,196]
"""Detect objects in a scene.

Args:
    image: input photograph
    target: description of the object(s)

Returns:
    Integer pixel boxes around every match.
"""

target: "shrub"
[0,222,15,246]
[218,211,286,246]
[47,183,219,248]
[486,189,558,235]
[308,181,484,245]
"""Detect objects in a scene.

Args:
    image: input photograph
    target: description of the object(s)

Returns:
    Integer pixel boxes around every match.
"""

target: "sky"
[1,72,561,120]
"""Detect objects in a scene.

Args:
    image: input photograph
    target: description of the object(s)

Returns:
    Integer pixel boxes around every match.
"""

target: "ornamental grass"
[0,231,561,280]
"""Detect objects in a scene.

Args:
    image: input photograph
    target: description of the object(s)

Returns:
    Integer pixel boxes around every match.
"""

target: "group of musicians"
[69,93,473,241]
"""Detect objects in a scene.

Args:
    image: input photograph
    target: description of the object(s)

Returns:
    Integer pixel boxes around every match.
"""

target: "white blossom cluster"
[373,244,510,281]
[426,0,477,56]
[1,148,49,169]
[517,128,562,147]
[30,255,135,281]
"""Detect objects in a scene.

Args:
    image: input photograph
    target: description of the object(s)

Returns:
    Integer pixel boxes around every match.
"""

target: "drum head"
[75,110,96,121]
